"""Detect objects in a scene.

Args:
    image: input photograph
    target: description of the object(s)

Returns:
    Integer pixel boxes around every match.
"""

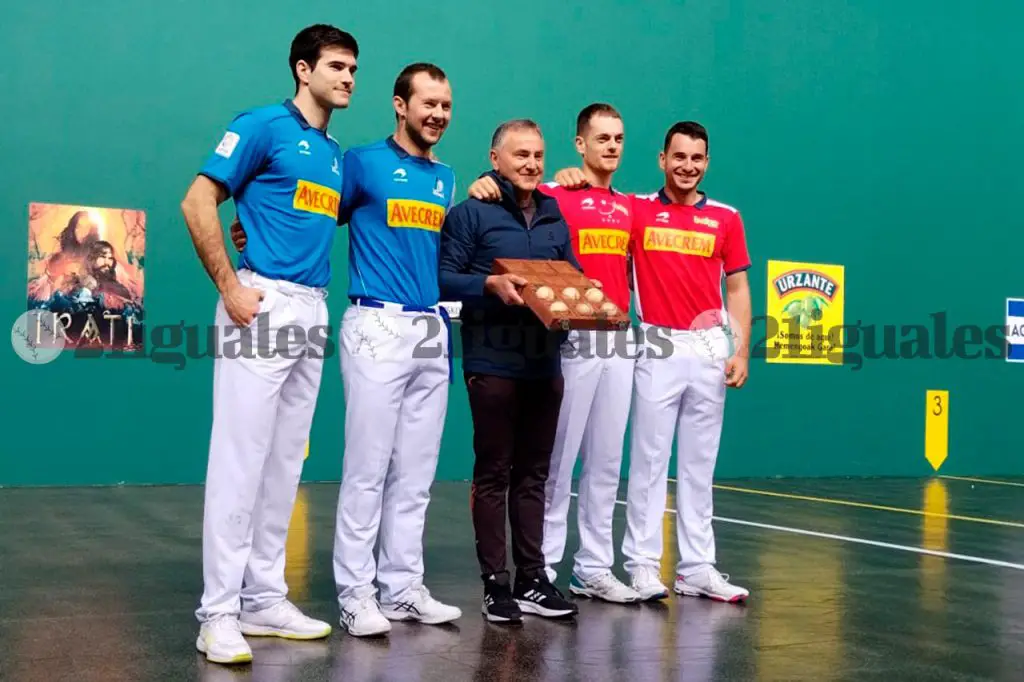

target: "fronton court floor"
[3,476,1024,681]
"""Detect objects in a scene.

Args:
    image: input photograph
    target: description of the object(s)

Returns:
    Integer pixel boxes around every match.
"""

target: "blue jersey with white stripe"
[339,137,455,307]
[199,99,342,288]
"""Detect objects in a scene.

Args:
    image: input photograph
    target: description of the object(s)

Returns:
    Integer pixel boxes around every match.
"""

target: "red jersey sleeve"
[537,182,558,199]
[723,210,751,275]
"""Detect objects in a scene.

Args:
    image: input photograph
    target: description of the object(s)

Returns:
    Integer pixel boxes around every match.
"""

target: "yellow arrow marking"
[925,390,949,471]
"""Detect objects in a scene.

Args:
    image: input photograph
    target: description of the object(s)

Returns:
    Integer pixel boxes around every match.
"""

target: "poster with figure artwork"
[26,202,145,352]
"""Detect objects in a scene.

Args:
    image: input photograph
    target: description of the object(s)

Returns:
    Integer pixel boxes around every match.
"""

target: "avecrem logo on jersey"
[643,227,715,257]
[292,180,340,219]
[578,228,629,256]
[387,199,445,232]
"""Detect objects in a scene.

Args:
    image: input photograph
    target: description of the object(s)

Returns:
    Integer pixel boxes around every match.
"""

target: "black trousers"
[465,371,564,579]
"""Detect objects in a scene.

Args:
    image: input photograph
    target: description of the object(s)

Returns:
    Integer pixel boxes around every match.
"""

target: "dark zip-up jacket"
[439,171,582,379]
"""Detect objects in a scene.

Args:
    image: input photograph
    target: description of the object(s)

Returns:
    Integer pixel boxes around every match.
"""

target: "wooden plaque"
[491,258,631,331]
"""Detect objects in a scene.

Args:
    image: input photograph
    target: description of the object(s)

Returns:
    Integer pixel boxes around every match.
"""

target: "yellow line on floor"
[710,483,1024,529]
[939,475,1024,489]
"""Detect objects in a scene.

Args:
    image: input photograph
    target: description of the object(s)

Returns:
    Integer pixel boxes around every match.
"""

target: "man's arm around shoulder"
[337,148,365,227]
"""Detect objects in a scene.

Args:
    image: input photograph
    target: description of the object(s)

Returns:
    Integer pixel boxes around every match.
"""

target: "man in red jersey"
[467,103,642,604]
[554,120,752,603]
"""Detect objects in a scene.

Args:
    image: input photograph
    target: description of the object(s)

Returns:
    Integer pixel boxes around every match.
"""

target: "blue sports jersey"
[339,137,456,307]
[199,99,343,288]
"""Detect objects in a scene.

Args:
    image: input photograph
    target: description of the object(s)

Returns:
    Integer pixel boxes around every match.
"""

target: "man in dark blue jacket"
[439,118,587,624]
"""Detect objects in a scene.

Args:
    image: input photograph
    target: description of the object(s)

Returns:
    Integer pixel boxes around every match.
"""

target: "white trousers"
[622,322,731,578]
[197,269,328,623]
[543,329,635,581]
[333,300,449,605]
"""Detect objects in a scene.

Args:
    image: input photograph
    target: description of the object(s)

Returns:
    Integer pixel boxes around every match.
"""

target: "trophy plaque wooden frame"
[491,258,631,331]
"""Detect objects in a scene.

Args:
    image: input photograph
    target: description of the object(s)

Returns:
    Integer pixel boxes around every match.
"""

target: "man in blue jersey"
[231,62,462,637]
[331,62,462,637]
[180,24,357,664]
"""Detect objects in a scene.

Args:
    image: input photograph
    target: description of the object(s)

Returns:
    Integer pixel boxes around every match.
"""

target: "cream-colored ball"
[535,285,554,301]
[585,287,604,303]
[600,301,619,315]
[562,286,580,300]
[576,302,593,315]
[550,301,569,313]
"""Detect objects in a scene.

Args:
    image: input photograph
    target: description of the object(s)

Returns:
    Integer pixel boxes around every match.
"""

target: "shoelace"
[534,579,566,600]
[209,615,243,635]
[351,595,381,615]
[634,565,662,587]
[591,573,628,592]
[707,569,734,588]
[410,584,433,603]
[273,600,306,624]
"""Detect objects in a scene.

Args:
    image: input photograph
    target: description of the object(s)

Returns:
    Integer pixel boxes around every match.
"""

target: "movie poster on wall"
[26,202,145,352]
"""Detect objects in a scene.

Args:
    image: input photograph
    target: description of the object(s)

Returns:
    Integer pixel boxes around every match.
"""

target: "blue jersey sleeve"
[447,174,457,213]
[199,112,273,197]
[337,149,365,226]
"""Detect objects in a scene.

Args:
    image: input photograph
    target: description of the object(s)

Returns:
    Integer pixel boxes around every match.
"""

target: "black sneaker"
[513,575,579,618]
[481,572,523,624]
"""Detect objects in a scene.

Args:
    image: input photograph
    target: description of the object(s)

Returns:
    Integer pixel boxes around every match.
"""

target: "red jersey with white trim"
[538,182,632,312]
[630,189,751,330]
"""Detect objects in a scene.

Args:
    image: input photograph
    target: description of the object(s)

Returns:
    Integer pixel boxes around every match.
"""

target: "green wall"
[3,1,1022,486]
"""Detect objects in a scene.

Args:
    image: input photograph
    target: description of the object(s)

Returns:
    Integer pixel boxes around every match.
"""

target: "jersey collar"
[586,183,620,196]
[386,135,442,165]
[386,135,409,158]
[658,187,708,209]
[282,99,311,129]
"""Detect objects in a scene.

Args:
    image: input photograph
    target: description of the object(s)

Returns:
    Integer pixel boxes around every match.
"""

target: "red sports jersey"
[630,189,750,330]
[538,182,632,312]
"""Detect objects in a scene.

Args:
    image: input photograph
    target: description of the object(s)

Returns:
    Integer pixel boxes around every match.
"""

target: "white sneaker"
[675,566,749,603]
[239,600,332,639]
[381,584,462,625]
[629,565,669,601]
[339,592,392,637]
[196,616,253,664]
[569,572,642,604]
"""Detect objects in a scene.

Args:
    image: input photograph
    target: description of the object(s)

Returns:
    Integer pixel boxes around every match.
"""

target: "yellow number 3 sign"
[925,390,949,471]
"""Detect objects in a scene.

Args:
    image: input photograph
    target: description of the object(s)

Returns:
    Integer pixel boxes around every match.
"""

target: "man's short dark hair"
[491,119,542,150]
[576,103,621,136]
[289,24,359,88]
[394,62,448,102]
[663,121,709,154]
